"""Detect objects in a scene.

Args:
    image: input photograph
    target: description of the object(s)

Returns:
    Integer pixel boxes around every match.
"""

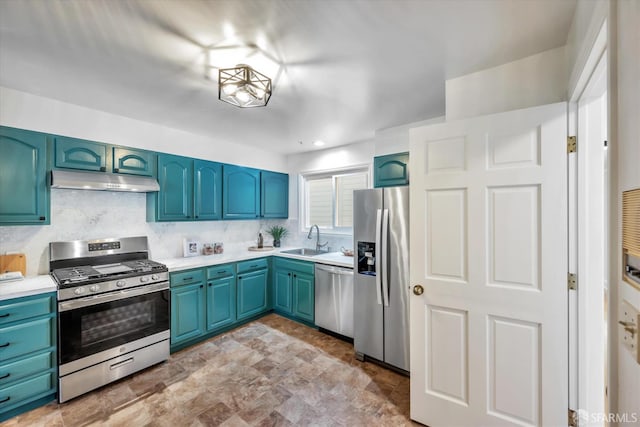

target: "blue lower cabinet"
[237,269,269,321]
[273,258,314,324]
[170,282,205,345]
[273,270,292,314]
[206,275,236,331]
[0,293,56,422]
[292,273,314,323]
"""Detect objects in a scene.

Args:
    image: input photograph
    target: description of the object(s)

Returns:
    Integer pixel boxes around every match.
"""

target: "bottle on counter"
[257,232,264,249]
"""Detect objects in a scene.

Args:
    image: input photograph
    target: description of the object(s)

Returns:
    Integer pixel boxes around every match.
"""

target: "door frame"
[567,19,609,420]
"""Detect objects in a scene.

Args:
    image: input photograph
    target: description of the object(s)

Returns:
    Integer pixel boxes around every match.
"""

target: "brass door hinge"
[568,408,578,427]
[568,273,577,290]
[567,136,577,153]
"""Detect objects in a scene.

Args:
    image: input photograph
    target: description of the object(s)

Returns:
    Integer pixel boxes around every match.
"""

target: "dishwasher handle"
[315,265,354,276]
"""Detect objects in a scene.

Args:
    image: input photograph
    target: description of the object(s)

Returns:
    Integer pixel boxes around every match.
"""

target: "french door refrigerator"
[353,186,409,372]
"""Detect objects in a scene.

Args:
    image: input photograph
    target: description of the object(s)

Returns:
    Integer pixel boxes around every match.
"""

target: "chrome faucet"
[308,224,328,252]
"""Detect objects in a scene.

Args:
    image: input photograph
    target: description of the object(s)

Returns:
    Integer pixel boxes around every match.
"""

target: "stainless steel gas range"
[49,236,169,403]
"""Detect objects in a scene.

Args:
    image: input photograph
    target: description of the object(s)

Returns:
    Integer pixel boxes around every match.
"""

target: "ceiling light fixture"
[218,64,271,108]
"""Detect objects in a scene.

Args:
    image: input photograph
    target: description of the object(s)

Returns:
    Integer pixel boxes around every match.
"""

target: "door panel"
[293,273,314,322]
[170,283,204,345]
[194,160,222,220]
[409,103,567,426]
[0,127,49,225]
[382,187,410,371]
[54,137,106,171]
[113,147,154,176]
[206,276,235,331]
[273,270,292,314]
[157,154,192,221]
[236,269,268,320]
[353,189,384,361]
[223,165,260,219]
[261,171,288,218]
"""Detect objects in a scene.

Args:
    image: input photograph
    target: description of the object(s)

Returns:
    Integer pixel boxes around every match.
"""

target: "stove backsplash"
[0,189,353,276]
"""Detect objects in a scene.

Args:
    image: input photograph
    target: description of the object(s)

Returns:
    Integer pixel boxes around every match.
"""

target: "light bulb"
[235,89,250,103]
[222,84,237,95]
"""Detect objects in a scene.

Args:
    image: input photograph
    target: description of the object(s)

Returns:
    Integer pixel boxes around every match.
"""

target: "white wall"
[566,0,640,421]
[0,86,287,171]
[445,46,567,120]
[613,0,640,421]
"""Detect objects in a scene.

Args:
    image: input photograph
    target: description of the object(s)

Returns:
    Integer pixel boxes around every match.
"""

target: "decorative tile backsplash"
[0,189,354,276]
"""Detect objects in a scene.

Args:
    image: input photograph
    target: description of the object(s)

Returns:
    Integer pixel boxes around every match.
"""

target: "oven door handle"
[58,282,169,312]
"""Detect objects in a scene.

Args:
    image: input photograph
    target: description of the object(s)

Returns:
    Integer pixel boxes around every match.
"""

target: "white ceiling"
[0,0,576,154]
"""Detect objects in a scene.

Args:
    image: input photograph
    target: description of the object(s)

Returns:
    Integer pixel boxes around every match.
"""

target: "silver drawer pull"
[110,357,134,370]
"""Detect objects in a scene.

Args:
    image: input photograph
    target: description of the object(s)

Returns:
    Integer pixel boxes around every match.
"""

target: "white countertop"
[0,247,354,301]
[0,275,57,302]
[160,246,354,272]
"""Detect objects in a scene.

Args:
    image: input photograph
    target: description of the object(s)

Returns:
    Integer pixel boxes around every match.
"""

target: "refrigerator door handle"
[375,208,383,305]
[381,208,390,307]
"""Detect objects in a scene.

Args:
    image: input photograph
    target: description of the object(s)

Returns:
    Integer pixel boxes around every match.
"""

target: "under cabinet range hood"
[51,170,160,192]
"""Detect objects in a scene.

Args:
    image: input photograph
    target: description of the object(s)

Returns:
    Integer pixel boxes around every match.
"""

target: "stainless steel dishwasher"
[314,264,354,339]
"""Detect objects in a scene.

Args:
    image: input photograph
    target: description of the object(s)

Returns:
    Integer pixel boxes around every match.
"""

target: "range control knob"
[140,276,150,283]
[74,287,85,295]
[116,280,126,288]
[90,285,100,292]
[151,274,159,281]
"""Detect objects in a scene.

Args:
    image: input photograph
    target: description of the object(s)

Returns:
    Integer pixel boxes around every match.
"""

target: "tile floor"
[3,314,418,426]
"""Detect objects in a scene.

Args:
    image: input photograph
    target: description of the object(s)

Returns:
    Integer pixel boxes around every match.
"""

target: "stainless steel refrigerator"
[353,186,409,372]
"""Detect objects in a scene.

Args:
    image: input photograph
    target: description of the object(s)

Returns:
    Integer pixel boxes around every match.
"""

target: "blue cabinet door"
[170,283,205,345]
[373,152,409,187]
[236,269,268,320]
[194,160,222,220]
[0,127,49,225]
[273,269,292,314]
[223,165,260,219]
[206,275,236,331]
[156,154,193,221]
[261,171,289,218]
[112,147,154,177]
[54,136,107,172]
[293,273,314,323]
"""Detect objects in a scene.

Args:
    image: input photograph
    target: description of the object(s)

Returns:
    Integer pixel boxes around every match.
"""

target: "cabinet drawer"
[0,372,53,411]
[236,258,268,274]
[0,352,53,387]
[170,269,204,287]
[0,318,54,362]
[0,295,53,326]
[274,258,314,275]
[207,264,235,279]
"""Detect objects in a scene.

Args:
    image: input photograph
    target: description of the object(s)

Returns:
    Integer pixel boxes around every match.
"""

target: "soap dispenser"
[257,232,264,249]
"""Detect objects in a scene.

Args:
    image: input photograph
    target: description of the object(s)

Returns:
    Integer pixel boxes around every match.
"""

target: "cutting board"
[0,254,26,275]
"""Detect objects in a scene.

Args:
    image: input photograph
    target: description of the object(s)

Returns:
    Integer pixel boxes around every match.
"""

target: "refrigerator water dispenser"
[357,241,376,275]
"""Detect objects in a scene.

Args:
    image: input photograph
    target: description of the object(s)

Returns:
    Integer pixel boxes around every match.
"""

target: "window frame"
[298,164,370,235]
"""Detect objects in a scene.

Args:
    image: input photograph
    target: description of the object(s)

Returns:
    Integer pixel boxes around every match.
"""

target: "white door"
[409,103,568,426]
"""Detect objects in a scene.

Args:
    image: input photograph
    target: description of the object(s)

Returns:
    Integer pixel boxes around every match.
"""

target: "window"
[301,167,369,233]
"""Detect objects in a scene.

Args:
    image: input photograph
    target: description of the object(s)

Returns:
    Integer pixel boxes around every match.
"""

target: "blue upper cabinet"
[54,136,107,172]
[155,154,193,221]
[261,171,288,218]
[223,165,260,219]
[194,160,222,220]
[373,152,409,187]
[0,127,50,225]
[112,147,154,177]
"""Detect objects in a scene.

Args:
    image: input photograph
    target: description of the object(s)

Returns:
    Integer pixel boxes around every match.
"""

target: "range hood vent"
[51,170,160,193]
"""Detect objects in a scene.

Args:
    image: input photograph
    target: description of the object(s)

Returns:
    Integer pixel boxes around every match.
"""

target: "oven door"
[58,282,169,368]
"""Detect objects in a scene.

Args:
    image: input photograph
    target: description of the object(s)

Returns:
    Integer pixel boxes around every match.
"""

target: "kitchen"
[1,1,640,426]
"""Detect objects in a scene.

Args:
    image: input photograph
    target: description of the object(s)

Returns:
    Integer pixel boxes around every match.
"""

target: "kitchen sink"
[280,248,325,256]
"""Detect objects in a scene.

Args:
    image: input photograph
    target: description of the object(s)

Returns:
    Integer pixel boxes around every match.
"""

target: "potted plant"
[266,225,289,248]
